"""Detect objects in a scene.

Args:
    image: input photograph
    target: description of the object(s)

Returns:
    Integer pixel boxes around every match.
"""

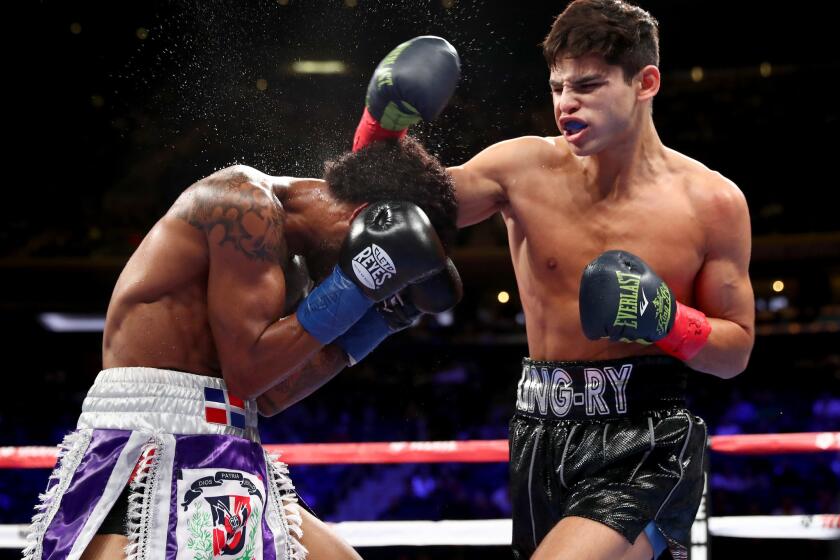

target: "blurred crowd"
[2,333,838,526]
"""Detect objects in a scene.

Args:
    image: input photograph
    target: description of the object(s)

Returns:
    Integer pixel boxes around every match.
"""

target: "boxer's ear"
[636,65,660,101]
[349,202,370,221]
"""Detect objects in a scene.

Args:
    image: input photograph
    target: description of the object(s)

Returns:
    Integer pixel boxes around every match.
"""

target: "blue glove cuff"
[334,307,393,366]
[296,266,373,344]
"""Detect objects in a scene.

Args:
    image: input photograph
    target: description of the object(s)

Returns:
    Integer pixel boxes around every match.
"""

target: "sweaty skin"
[449,56,754,378]
[449,53,754,560]
[93,165,360,560]
[103,165,349,401]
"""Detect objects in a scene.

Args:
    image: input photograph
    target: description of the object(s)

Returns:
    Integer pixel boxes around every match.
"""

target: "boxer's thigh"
[80,534,128,560]
[295,504,362,560]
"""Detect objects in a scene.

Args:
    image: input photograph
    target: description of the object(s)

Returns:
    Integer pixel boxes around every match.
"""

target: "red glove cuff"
[655,301,711,361]
[352,107,408,152]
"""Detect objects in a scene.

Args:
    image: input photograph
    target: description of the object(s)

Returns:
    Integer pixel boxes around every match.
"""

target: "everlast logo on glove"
[613,271,643,328]
[652,283,673,336]
[351,244,397,289]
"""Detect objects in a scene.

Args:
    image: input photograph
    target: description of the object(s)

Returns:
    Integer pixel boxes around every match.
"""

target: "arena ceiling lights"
[38,313,105,333]
[291,60,347,75]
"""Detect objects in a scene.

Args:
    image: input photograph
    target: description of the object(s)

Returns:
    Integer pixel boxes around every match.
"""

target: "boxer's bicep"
[192,179,297,393]
[450,136,556,228]
[449,163,506,227]
[449,140,527,227]
[207,242,319,397]
[693,182,755,336]
[206,240,287,369]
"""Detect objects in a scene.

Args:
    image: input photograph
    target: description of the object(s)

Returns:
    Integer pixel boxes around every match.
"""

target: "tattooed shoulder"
[174,167,287,262]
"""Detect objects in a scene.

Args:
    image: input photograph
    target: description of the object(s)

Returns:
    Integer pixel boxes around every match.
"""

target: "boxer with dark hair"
[355,4,754,559]
[24,138,461,560]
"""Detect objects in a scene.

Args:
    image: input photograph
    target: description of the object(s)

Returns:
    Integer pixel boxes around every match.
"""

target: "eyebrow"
[549,73,607,88]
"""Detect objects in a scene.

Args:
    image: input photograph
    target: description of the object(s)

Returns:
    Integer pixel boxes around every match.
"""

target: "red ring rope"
[1,432,837,469]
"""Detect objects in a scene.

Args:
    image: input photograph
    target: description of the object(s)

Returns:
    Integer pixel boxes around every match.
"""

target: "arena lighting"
[760,61,772,77]
[768,295,788,312]
[772,280,785,292]
[38,313,105,333]
[690,66,704,82]
[435,310,454,327]
[497,291,510,304]
[291,60,347,75]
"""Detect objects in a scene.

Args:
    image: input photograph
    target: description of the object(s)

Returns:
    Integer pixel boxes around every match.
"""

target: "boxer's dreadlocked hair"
[543,0,659,82]
[324,137,458,249]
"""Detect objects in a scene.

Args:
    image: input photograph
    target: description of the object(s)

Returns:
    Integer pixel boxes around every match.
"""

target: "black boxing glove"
[335,258,462,365]
[338,200,447,299]
[297,201,446,344]
[407,258,462,314]
[579,250,711,360]
[283,255,313,314]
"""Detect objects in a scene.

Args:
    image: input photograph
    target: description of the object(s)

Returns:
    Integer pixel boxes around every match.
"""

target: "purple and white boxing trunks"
[23,368,307,560]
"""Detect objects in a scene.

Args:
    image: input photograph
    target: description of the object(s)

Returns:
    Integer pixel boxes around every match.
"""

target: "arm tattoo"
[176,172,286,262]
[257,346,348,416]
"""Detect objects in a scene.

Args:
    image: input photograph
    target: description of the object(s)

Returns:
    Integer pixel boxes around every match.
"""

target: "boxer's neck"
[274,178,355,257]
[587,113,667,195]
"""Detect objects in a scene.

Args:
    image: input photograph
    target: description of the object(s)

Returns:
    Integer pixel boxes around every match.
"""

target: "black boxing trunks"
[509,356,707,560]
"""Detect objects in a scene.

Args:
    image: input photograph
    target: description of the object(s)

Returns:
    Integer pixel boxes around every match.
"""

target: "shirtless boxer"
[23,137,461,560]
[354,5,754,559]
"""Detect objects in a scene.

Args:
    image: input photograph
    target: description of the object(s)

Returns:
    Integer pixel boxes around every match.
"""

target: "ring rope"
[1,432,838,469]
[1,515,838,549]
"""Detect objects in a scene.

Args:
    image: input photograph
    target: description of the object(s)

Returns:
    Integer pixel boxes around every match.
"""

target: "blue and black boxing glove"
[579,250,711,361]
[353,36,460,152]
[335,258,462,365]
[296,201,447,345]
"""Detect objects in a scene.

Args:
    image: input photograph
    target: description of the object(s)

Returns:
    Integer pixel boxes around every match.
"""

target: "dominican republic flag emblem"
[176,468,264,560]
[207,495,252,556]
[204,387,246,429]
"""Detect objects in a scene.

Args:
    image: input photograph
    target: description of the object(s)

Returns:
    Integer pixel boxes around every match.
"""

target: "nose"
[556,90,580,116]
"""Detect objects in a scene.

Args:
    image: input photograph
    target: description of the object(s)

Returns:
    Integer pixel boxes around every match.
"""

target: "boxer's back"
[103,166,285,376]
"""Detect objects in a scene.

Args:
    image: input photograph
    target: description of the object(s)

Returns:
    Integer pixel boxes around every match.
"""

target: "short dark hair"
[542,0,659,82]
[324,137,458,249]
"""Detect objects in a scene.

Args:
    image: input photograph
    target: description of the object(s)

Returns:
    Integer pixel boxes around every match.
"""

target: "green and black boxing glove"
[579,250,711,360]
[353,36,460,152]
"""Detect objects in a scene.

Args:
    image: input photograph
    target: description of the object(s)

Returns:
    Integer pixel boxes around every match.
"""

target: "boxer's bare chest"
[501,167,706,343]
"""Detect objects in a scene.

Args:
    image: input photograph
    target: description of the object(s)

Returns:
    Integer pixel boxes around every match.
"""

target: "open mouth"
[562,120,589,136]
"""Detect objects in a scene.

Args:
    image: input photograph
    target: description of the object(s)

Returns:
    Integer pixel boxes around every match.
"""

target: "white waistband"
[77,367,260,442]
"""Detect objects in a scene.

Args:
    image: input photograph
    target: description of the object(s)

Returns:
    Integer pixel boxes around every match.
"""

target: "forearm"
[227,263,371,398]
[684,317,754,379]
[221,314,323,398]
[256,345,349,416]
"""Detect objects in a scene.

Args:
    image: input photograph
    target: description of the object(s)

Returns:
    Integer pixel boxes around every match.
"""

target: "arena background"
[2,1,839,558]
